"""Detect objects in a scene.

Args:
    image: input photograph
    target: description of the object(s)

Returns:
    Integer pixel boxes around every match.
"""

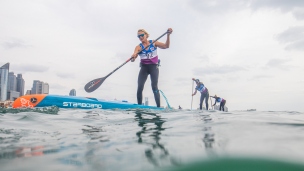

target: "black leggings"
[200,91,209,110]
[220,100,226,111]
[137,64,160,107]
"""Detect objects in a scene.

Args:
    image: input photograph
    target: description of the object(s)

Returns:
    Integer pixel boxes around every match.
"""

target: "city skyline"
[0,63,25,101]
[0,62,53,101]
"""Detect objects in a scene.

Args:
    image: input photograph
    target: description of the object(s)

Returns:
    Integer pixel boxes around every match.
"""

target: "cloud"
[276,26,304,42]
[247,1,304,21]
[209,77,221,83]
[187,0,249,14]
[198,55,210,63]
[193,65,246,75]
[114,52,131,61]
[249,0,304,11]
[1,39,30,49]
[285,40,304,51]
[14,64,49,73]
[250,75,273,80]
[173,77,193,86]
[293,9,304,20]
[265,58,292,70]
[56,73,75,79]
[50,83,67,90]
[187,0,304,20]
[276,26,304,51]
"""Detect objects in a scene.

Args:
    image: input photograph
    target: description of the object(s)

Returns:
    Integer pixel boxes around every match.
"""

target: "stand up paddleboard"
[12,94,162,110]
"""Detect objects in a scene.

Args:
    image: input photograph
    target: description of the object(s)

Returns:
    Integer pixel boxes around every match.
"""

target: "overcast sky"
[1,0,304,111]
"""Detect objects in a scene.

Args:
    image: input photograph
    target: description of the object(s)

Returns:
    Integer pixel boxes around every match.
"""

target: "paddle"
[191,80,194,110]
[84,31,169,93]
[210,96,213,110]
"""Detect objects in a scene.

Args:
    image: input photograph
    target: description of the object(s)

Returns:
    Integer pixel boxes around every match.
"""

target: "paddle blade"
[84,77,106,93]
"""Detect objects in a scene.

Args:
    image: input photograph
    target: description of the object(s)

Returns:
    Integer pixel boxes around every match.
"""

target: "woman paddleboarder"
[131,28,173,107]
[211,95,227,111]
[192,78,209,110]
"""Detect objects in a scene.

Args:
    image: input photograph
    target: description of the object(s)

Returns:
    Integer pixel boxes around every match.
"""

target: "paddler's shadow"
[134,109,170,167]
[200,114,217,157]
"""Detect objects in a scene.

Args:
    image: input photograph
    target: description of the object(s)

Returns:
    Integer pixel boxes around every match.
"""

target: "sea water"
[0,108,304,171]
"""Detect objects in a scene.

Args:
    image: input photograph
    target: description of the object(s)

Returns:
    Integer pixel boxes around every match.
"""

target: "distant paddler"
[178,105,182,110]
[210,95,227,111]
[192,78,209,110]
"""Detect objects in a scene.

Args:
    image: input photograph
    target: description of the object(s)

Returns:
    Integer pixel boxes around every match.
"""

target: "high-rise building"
[69,89,76,96]
[26,90,32,95]
[8,72,17,91]
[31,80,49,94]
[144,97,149,106]
[43,83,49,94]
[7,72,23,100]
[31,80,40,94]
[7,90,20,101]
[16,74,25,96]
[0,63,10,101]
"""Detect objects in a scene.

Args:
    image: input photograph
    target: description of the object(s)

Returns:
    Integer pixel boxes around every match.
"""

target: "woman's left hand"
[167,28,173,34]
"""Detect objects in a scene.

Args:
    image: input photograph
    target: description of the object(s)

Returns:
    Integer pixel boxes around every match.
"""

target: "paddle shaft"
[210,96,213,110]
[104,31,168,79]
[191,80,194,110]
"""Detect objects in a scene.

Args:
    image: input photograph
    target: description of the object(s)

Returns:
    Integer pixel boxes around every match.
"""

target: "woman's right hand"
[131,53,137,62]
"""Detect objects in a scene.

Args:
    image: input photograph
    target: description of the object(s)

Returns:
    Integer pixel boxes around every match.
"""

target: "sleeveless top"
[195,84,207,93]
[216,97,224,103]
[138,40,158,64]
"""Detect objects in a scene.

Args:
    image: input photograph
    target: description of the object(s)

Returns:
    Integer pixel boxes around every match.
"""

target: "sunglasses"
[137,34,145,38]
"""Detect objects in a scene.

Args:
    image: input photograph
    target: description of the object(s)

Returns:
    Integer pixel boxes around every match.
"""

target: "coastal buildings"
[31,80,49,94]
[0,63,26,101]
[8,72,17,92]
[7,72,26,100]
[16,74,25,96]
[0,63,10,101]
[0,62,53,103]
[69,89,76,96]
[25,90,31,95]
[7,72,20,100]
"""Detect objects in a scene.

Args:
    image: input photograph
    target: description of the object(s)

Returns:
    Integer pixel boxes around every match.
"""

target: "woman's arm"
[131,45,141,62]
[192,89,197,96]
[212,98,217,106]
[155,28,172,49]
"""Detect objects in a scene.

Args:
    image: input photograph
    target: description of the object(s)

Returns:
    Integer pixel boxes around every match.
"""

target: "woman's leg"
[220,102,225,111]
[137,65,149,105]
[205,92,209,110]
[149,65,160,107]
[222,100,226,111]
[199,93,204,110]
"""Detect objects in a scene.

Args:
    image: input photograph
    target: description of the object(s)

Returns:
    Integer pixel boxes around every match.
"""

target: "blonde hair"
[138,29,149,38]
